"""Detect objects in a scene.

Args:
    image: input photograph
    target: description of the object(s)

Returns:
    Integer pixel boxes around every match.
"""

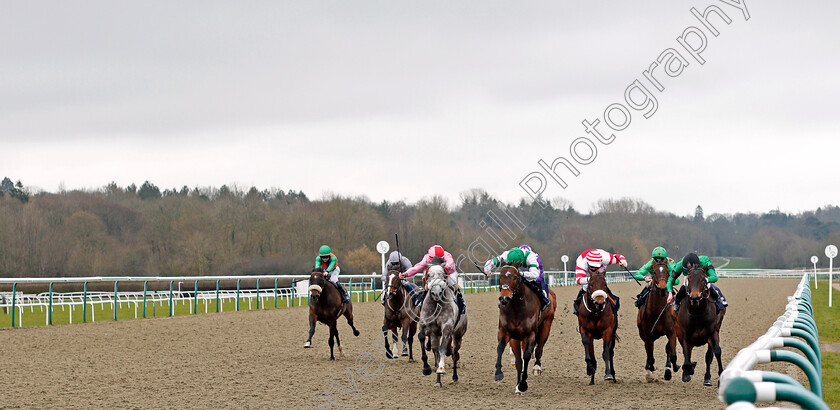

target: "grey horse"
[419,264,468,387]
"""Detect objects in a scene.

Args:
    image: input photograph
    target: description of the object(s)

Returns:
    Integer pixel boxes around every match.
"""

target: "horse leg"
[603,335,615,382]
[452,335,462,383]
[495,330,510,382]
[714,332,723,385]
[511,340,523,391]
[304,315,316,348]
[667,331,681,376]
[382,323,393,359]
[703,340,714,386]
[681,341,694,382]
[333,324,344,358]
[419,327,431,376]
[328,325,336,361]
[408,321,417,362]
[436,331,449,375]
[581,332,596,385]
[430,333,443,387]
[401,322,410,357]
[644,337,655,382]
[517,335,536,395]
[610,337,617,382]
[343,305,360,337]
[533,320,551,376]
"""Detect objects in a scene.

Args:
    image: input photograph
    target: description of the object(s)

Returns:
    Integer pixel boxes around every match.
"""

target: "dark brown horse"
[303,268,360,360]
[578,271,618,385]
[676,265,725,385]
[382,269,419,360]
[494,266,556,395]
[636,260,680,381]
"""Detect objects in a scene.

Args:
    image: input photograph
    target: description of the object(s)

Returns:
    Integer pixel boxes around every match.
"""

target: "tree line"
[1,179,838,278]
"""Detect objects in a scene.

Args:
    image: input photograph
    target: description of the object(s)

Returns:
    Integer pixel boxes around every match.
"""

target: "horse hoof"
[704,379,713,386]
[514,390,522,396]
[664,369,672,381]
[386,352,394,359]
[436,367,446,374]
[408,358,415,363]
[303,342,311,348]
[604,374,614,381]
[494,372,504,382]
[682,374,691,383]
[452,375,459,382]
[329,357,335,361]
[353,330,360,337]
[402,351,408,357]
[533,369,542,376]
[519,380,528,392]
[645,371,655,383]
[589,380,595,386]
[423,367,432,376]
[434,382,442,388]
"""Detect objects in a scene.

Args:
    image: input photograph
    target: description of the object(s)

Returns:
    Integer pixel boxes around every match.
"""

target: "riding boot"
[335,282,350,304]
[673,286,686,312]
[608,289,620,316]
[539,280,551,311]
[573,288,585,316]
[634,286,650,308]
[455,289,466,315]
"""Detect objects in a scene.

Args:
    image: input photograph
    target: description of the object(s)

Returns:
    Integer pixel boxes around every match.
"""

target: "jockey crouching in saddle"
[573,249,627,316]
[399,245,466,314]
[483,245,551,312]
[666,253,728,313]
[633,246,677,308]
[315,245,351,304]
[380,251,417,305]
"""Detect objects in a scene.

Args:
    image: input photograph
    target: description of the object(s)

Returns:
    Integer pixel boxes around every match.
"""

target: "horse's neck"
[645,286,668,310]
[387,286,406,310]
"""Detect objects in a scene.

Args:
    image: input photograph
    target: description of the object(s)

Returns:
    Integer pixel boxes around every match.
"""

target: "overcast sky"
[2,1,838,216]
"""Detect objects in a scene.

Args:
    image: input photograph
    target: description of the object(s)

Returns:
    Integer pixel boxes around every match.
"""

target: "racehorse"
[636,260,680,381]
[676,264,725,385]
[577,270,619,385]
[382,269,419,360]
[303,268,360,360]
[494,265,556,395]
[419,263,468,387]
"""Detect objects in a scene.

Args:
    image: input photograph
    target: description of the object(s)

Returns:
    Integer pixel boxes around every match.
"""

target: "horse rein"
[499,265,522,297]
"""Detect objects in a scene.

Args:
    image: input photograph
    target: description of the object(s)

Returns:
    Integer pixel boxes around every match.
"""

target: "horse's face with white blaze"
[427,265,447,301]
[309,269,327,300]
[498,265,519,307]
[652,261,670,292]
[588,272,609,314]
[386,271,401,298]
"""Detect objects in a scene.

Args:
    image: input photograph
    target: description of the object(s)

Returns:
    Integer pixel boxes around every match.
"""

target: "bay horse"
[636,260,680,381]
[420,263,467,387]
[494,266,556,395]
[382,269,419,360]
[577,270,618,385]
[303,268,360,360]
[676,264,725,385]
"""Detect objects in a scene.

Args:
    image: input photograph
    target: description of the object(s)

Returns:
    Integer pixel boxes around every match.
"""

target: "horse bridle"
[499,265,522,297]
[583,272,610,314]
[384,271,405,311]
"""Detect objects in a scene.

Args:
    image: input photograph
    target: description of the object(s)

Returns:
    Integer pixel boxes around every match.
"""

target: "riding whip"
[623,266,642,286]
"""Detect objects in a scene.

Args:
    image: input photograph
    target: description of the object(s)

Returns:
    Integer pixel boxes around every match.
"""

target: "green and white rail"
[719,273,828,410]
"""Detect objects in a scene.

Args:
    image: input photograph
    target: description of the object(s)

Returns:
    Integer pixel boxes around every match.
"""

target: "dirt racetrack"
[0,278,808,409]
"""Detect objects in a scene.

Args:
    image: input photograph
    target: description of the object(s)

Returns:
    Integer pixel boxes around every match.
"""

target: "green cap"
[652,246,667,258]
[506,248,525,265]
[319,245,332,256]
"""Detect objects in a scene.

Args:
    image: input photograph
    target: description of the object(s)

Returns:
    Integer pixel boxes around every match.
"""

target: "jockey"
[315,245,350,304]
[633,246,677,308]
[483,245,551,311]
[573,248,627,316]
[400,245,465,314]
[380,251,416,305]
[666,253,728,313]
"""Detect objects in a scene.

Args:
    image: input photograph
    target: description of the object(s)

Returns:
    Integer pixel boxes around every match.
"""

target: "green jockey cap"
[652,246,667,258]
[318,245,332,256]
[506,247,525,265]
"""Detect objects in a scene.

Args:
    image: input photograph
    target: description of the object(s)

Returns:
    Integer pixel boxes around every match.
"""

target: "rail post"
[83,281,88,323]
[114,281,119,321]
[169,280,174,317]
[236,279,241,311]
[48,282,54,325]
[143,281,148,318]
[256,278,261,310]
[11,282,17,327]
[274,278,278,308]
[193,280,198,315]
[215,280,220,313]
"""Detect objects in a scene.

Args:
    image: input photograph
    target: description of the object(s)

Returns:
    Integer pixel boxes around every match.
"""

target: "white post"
[376,241,390,292]
[811,255,819,289]
[561,255,570,286]
[381,253,386,281]
[827,245,838,308]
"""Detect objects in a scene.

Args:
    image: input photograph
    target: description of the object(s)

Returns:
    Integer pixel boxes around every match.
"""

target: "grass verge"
[812,280,840,408]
